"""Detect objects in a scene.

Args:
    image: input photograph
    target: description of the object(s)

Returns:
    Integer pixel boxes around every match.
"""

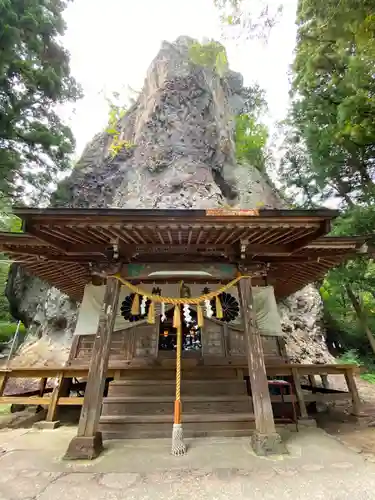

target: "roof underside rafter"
[0,208,366,301]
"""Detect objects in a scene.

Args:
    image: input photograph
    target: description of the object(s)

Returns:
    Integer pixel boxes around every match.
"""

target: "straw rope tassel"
[215,295,223,319]
[147,300,155,324]
[197,304,204,328]
[172,305,186,456]
[131,293,140,315]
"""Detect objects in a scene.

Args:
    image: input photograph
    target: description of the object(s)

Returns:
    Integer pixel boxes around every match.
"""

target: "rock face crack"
[8,36,330,366]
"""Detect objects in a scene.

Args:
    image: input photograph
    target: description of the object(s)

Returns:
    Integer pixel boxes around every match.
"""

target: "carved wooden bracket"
[237,262,269,277]
[89,261,124,279]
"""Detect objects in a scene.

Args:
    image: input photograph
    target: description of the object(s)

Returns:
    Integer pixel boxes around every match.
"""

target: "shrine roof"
[0,207,367,301]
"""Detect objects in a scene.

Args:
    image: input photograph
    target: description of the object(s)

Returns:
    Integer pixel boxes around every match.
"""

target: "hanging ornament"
[131,293,140,315]
[161,302,166,322]
[183,303,192,325]
[180,282,191,298]
[205,299,213,318]
[121,293,151,322]
[197,304,204,328]
[140,295,148,316]
[210,293,240,323]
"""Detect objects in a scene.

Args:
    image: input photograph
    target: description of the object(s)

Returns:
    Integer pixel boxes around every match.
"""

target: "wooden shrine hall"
[0,207,368,459]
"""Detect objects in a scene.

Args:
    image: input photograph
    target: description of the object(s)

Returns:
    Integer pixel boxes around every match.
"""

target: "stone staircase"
[99,373,255,439]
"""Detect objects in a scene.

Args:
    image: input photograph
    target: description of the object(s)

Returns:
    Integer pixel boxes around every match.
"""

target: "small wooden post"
[38,377,48,398]
[292,368,308,419]
[0,371,9,396]
[308,375,317,393]
[66,336,80,366]
[321,375,330,390]
[237,274,285,455]
[344,368,362,416]
[65,277,120,460]
[46,373,71,422]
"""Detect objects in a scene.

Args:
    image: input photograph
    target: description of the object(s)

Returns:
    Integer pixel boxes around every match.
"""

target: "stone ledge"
[297,418,317,428]
[33,420,60,430]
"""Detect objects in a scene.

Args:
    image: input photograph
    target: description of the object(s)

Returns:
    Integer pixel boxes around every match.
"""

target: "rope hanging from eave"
[109,273,252,325]
[109,274,251,305]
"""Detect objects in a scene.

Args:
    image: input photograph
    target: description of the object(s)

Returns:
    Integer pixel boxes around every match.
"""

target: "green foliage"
[337,349,375,384]
[0,202,23,326]
[234,114,268,171]
[214,0,283,42]
[0,322,26,343]
[283,0,375,208]
[0,0,82,204]
[0,264,11,323]
[337,349,362,366]
[188,40,228,76]
[281,0,375,361]
[104,96,136,158]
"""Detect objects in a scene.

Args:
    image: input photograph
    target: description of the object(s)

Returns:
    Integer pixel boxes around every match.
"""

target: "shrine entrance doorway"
[158,307,202,358]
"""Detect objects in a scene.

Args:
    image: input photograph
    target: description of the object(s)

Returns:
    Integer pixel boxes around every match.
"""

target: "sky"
[60,0,298,158]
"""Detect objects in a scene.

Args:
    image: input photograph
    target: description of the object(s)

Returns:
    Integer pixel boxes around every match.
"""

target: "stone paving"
[0,426,374,499]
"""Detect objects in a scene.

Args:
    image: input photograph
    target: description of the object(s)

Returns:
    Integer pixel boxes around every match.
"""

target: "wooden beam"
[46,373,72,422]
[64,277,120,460]
[121,262,237,280]
[28,227,69,252]
[237,274,285,455]
[287,220,331,253]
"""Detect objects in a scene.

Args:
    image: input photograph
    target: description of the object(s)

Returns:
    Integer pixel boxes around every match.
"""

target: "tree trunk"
[345,284,375,355]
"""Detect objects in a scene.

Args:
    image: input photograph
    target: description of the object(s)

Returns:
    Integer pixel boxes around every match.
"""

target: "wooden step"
[101,395,252,416]
[109,379,244,386]
[103,395,251,402]
[102,427,253,440]
[99,412,254,424]
[115,368,239,381]
[108,379,247,397]
[99,413,255,439]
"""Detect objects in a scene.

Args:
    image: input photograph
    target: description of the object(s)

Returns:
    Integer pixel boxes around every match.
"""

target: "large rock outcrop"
[8,36,331,366]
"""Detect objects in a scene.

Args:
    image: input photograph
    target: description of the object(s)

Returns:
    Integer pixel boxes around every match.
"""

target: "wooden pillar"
[65,277,120,460]
[237,275,285,455]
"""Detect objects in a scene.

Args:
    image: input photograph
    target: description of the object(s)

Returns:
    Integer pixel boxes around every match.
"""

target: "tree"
[214,0,283,42]
[286,0,375,208]
[0,0,82,205]
[280,0,375,359]
[235,112,268,172]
